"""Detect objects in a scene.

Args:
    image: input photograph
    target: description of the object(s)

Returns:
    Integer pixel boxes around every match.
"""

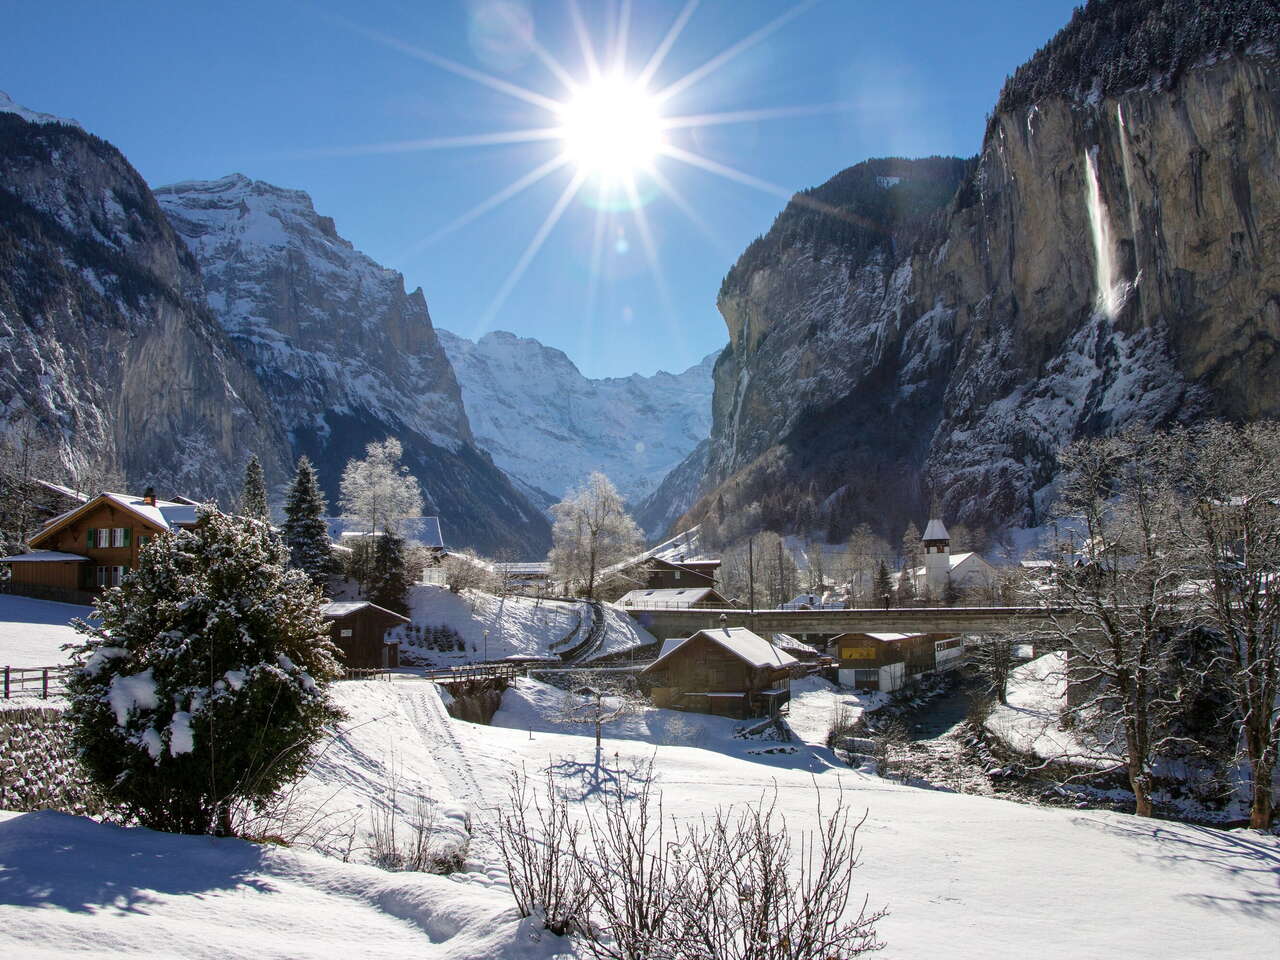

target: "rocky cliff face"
[437,329,716,512]
[155,176,551,557]
[674,39,1280,544]
[0,99,290,501]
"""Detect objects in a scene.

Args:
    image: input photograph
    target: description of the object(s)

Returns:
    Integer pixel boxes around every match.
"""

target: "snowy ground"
[985,652,1107,764]
[786,675,888,748]
[3,669,1278,958]
[393,586,655,664]
[0,810,569,960]
[0,594,91,669]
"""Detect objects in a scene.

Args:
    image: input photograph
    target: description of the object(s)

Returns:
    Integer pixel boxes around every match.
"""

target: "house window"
[340,628,353,637]
[852,669,880,685]
[96,566,109,587]
[111,565,126,587]
[112,527,126,548]
[674,571,681,580]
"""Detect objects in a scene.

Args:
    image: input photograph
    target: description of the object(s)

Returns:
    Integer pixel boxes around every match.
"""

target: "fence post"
[3,665,8,699]
[42,668,49,699]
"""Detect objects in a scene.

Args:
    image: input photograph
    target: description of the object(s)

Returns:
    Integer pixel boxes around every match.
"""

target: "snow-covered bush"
[65,507,344,835]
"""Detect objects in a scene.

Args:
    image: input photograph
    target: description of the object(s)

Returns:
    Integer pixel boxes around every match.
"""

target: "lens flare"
[557,75,665,182]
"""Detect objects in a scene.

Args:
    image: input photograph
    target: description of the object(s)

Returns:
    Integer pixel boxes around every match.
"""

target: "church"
[901,518,997,597]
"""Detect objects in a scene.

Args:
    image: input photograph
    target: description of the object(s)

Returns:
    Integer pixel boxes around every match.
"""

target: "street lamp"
[483,629,489,663]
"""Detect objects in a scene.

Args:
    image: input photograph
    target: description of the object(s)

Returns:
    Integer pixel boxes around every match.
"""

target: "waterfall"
[1083,146,1120,319]
[1116,104,1142,280]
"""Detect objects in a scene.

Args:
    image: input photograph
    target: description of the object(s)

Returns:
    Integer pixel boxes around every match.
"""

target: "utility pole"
[748,536,756,613]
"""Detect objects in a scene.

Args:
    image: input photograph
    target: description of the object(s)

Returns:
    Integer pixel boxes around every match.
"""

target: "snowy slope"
[0,809,568,960]
[438,329,717,505]
[392,585,655,664]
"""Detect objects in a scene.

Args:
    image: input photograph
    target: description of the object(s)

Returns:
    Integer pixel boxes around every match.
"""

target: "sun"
[556,75,666,182]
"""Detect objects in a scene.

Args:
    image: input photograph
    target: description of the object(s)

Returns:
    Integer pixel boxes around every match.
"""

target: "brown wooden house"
[830,631,964,692]
[599,554,722,601]
[0,490,199,604]
[322,601,408,669]
[641,626,796,719]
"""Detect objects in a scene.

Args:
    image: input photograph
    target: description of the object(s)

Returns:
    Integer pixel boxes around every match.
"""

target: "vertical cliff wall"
[675,39,1279,543]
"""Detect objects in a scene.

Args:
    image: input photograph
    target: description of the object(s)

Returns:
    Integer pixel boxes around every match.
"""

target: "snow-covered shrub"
[65,507,345,835]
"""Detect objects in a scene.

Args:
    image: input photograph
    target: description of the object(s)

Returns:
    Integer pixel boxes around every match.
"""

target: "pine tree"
[367,532,412,615]
[899,522,922,602]
[65,508,343,835]
[874,560,893,605]
[240,454,268,522]
[283,456,331,585]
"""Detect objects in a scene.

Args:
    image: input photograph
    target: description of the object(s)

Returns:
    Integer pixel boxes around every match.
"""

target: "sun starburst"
[327,1,848,332]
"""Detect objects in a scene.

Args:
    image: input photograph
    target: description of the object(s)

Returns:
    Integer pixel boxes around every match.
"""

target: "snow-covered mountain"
[0,97,291,502]
[437,329,718,509]
[155,175,551,556]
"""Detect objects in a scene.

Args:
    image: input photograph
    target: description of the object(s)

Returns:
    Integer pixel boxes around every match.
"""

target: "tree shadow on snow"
[0,810,276,915]
[1082,816,1280,919]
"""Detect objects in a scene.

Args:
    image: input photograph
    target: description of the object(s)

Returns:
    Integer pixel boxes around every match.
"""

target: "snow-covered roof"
[103,493,199,531]
[34,480,90,503]
[863,632,925,643]
[615,586,724,608]
[332,517,444,549]
[495,562,551,575]
[923,518,950,541]
[645,627,797,673]
[321,601,410,622]
[0,550,89,563]
[30,491,202,545]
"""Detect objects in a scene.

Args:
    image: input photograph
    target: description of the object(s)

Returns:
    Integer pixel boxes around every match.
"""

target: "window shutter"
[87,528,96,549]
[123,528,131,547]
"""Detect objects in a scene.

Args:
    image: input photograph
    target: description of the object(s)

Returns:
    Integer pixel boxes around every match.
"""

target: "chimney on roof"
[143,486,157,506]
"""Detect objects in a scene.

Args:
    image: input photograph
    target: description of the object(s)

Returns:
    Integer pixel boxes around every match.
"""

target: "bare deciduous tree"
[1174,421,1280,829]
[1034,431,1186,818]
[549,472,643,599]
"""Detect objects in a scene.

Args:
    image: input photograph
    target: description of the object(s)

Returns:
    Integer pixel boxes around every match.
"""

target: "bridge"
[619,604,1066,641]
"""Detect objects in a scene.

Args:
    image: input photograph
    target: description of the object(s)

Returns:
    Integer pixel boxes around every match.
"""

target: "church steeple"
[922,517,951,593]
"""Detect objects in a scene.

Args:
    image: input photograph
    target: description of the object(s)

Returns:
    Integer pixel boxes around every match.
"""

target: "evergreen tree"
[240,454,268,522]
[874,560,893,604]
[898,522,922,601]
[65,508,343,835]
[367,532,412,615]
[283,456,331,585]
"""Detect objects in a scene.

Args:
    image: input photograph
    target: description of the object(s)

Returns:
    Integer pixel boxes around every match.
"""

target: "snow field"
[0,810,572,960]
[462,696,1280,960]
[0,594,91,669]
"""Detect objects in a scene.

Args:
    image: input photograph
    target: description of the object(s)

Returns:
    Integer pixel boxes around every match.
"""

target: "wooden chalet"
[321,601,408,669]
[598,553,722,601]
[0,489,199,604]
[641,626,796,719]
[830,631,965,692]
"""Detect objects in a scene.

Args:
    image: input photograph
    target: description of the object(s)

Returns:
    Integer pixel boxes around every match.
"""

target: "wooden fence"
[2,665,70,699]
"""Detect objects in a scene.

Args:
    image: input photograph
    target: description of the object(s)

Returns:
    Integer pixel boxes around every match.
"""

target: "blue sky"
[4,0,1078,378]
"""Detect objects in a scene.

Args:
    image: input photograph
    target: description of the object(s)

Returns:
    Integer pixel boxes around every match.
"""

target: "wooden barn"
[830,631,964,692]
[641,626,796,719]
[321,601,408,670]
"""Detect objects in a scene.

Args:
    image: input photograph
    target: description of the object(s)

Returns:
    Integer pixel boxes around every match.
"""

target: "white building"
[904,517,997,596]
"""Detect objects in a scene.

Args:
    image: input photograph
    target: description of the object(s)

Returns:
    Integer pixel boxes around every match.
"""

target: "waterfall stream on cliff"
[1084,146,1120,319]
[1116,104,1143,283]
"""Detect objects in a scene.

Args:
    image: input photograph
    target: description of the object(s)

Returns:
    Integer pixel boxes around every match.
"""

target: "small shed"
[641,626,796,719]
[321,601,409,669]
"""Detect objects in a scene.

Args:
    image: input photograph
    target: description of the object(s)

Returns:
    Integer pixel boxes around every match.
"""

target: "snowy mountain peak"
[439,328,719,506]
[0,90,82,129]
